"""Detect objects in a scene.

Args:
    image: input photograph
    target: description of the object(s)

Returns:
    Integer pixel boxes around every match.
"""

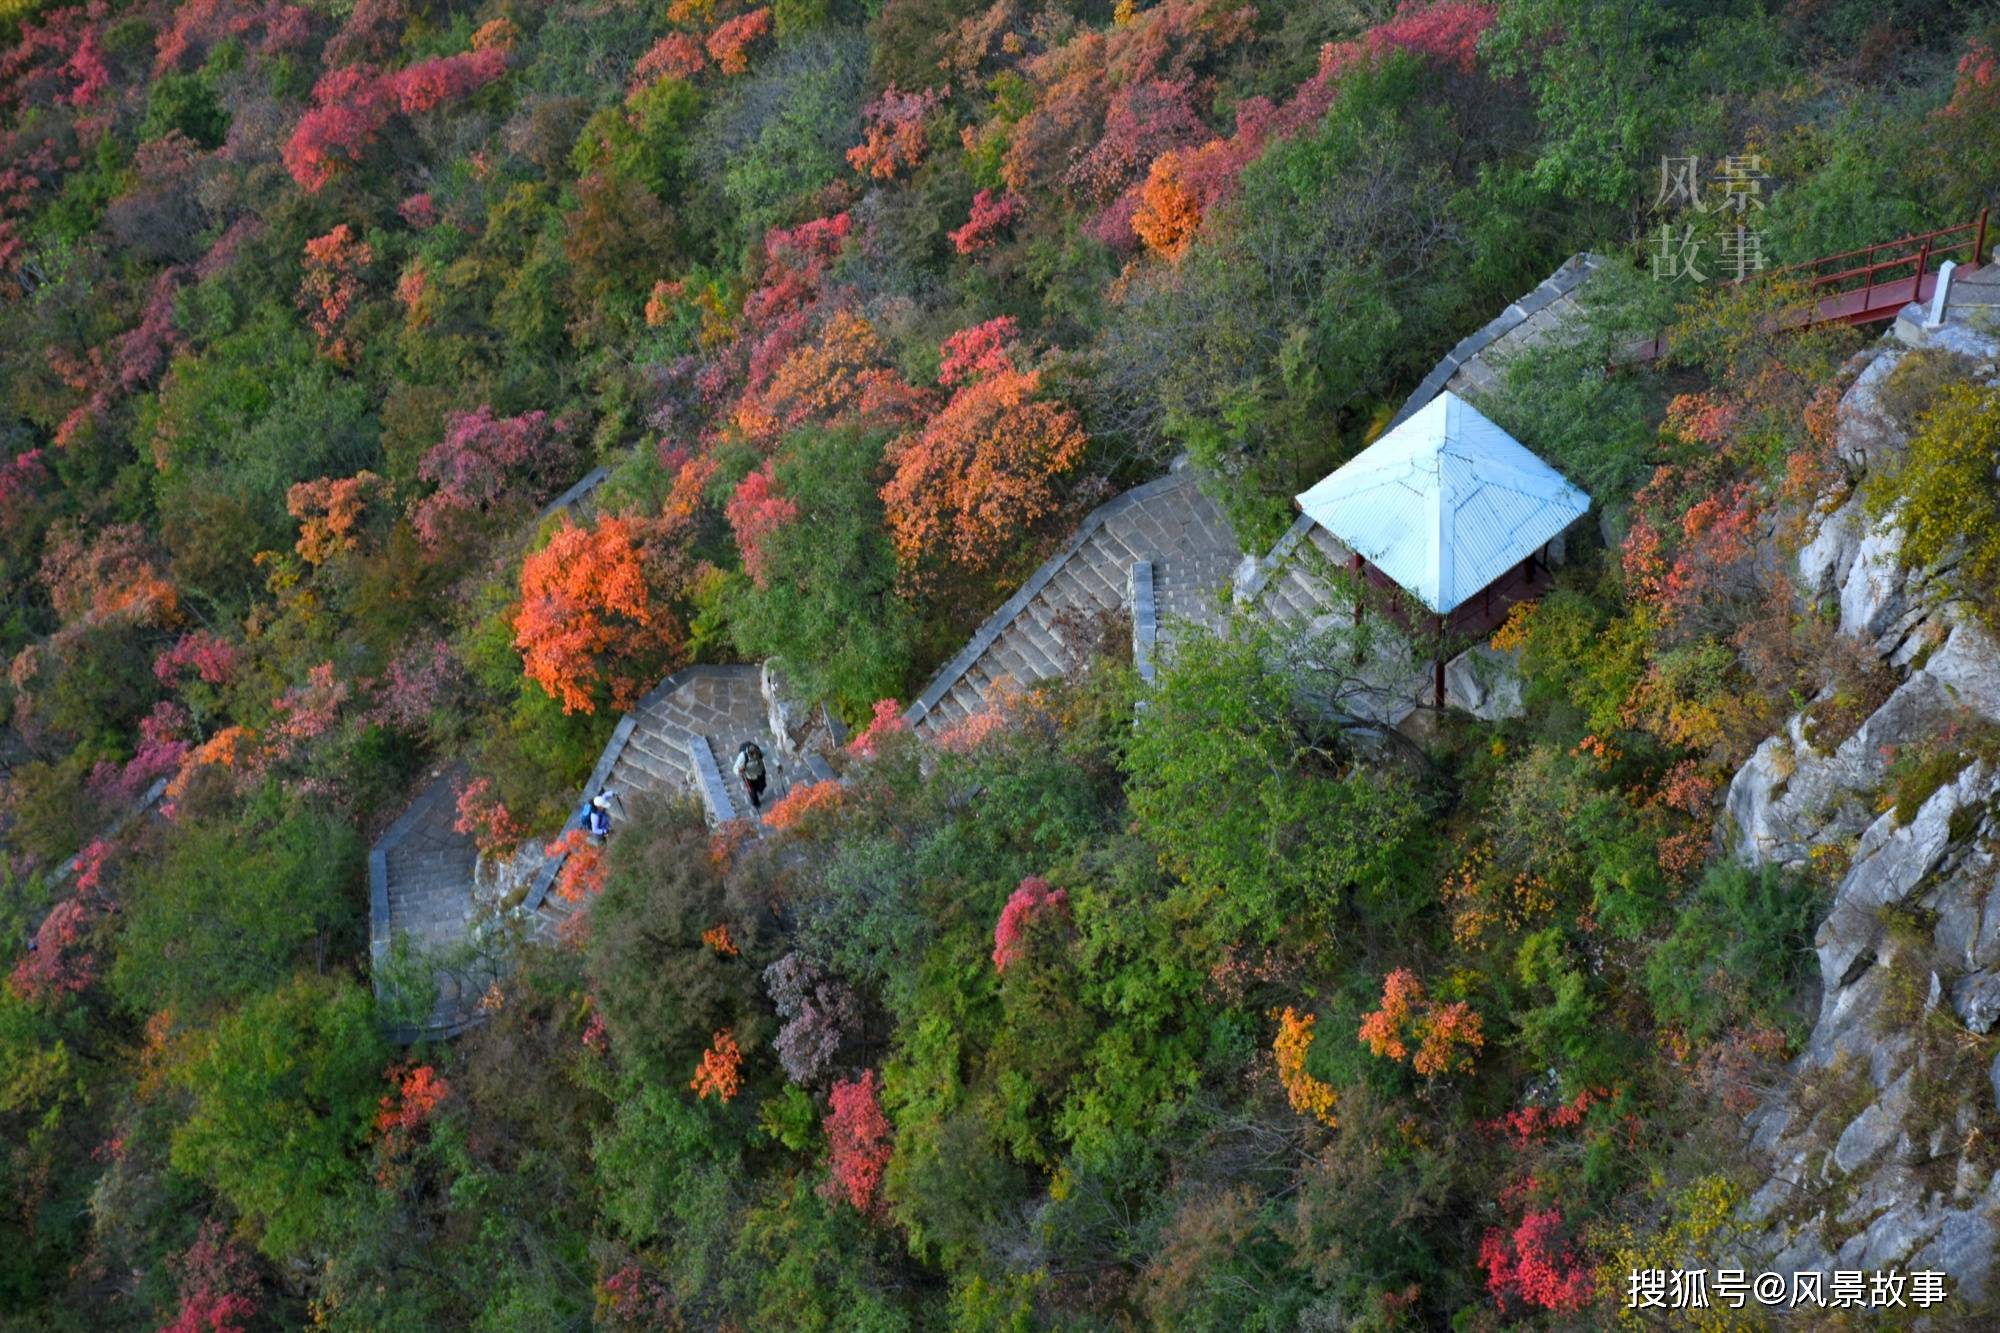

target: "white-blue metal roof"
[1294,391,1590,615]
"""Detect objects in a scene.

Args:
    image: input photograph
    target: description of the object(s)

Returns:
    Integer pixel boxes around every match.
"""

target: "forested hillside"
[5,0,2000,1327]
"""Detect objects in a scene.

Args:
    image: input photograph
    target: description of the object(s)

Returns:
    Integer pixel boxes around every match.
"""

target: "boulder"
[1951,970,2000,1036]
[1444,644,1524,721]
[1839,519,1908,640]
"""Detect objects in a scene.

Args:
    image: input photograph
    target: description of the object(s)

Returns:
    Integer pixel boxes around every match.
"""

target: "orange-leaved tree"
[514,513,684,714]
[1358,968,1484,1078]
[880,319,1087,586]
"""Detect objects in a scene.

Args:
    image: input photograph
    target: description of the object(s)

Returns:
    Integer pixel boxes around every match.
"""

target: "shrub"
[1868,380,2000,624]
[1644,861,1821,1045]
[587,796,777,1079]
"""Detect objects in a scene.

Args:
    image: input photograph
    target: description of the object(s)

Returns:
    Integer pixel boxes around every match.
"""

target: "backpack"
[738,743,765,782]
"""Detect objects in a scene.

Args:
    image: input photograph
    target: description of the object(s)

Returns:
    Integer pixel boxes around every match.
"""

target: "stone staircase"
[1239,515,1359,631]
[527,665,797,922]
[368,765,498,1040]
[905,467,1241,735]
[606,665,795,824]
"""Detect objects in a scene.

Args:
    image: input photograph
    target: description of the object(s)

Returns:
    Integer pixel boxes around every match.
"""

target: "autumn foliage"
[821,1068,892,1215]
[690,1028,743,1101]
[544,828,607,903]
[992,875,1067,972]
[723,462,797,588]
[11,895,99,1001]
[515,515,683,714]
[161,1220,260,1333]
[284,49,507,191]
[848,85,946,180]
[413,407,571,550]
[288,471,387,564]
[762,778,843,833]
[881,322,1087,583]
[1272,1007,1338,1127]
[454,777,523,859]
[949,188,1026,254]
[375,1062,451,1187]
[1478,1209,1594,1313]
[1358,968,1485,1077]
[632,33,706,92]
[705,8,771,76]
[845,699,908,759]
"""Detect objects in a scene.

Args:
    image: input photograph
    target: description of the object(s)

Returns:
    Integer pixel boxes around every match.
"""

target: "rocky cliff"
[1725,319,2000,1303]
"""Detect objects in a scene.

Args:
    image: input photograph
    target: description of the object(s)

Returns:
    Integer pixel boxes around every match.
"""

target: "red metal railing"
[1623,210,1994,360]
[1756,208,1988,314]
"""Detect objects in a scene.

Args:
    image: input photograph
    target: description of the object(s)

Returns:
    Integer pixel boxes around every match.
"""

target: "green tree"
[726,425,922,715]
[112,787,364,1018]
[1123,624,1422,946]
[169,974,386,1259]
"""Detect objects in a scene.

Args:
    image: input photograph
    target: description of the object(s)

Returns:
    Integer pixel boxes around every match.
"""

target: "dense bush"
[588,794,782,1079]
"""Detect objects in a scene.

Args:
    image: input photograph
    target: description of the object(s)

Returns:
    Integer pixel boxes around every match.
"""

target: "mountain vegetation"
[4,0,2000,1326]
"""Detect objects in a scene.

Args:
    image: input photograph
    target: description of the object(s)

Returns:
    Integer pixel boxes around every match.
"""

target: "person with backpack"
[584,788,620,844]
[732,740,768,811]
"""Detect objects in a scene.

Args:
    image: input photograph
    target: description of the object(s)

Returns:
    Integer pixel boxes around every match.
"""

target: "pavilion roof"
[1294,391,1590,615]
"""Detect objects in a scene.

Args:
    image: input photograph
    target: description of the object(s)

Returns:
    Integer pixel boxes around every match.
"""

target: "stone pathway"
[368,765,499,1039]
[904,467,1241,735]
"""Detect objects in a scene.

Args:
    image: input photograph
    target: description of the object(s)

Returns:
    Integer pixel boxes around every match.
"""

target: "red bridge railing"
[1623,208,1992,361]
[1756,207,1988,325]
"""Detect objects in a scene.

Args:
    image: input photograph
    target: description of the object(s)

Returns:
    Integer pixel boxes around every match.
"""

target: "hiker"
[732,740,768,811]
[584,788,620,844]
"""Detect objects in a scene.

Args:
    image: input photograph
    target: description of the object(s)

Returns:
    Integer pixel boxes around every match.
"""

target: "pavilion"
[1294,390,1590,706]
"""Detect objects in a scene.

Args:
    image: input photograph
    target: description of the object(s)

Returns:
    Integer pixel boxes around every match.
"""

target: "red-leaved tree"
[880,322,1087,585]
[705,8,771,76]
[822,1068,892,1215]
[161,1219,260,1333]
[1479,1208,1594,1314]
[847,85,946,180]
[412,407,572,550]
[992,875,1067,973]
[724,462,797,588]
[299,224,372,364]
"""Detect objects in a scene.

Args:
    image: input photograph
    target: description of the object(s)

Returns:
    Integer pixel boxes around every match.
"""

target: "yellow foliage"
[1272,1007,1338,1127]
[1870,380,2000,624]
[1590,1176,1761,1330]
[1489,599,1537,655]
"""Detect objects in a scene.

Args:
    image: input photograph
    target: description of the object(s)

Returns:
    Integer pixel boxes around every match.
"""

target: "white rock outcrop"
[1725,337,2000,1308]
